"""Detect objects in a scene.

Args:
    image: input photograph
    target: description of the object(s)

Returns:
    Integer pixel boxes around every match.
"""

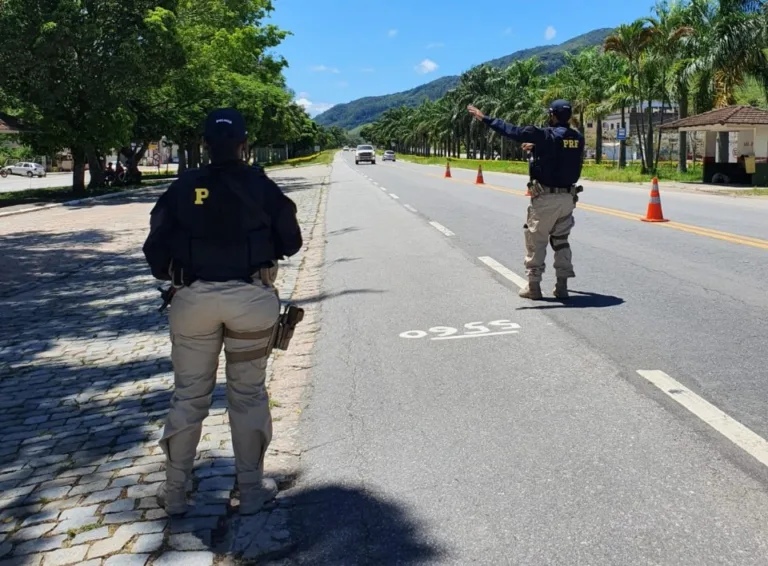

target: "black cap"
[204,108,247,145]
[549,99,572,124]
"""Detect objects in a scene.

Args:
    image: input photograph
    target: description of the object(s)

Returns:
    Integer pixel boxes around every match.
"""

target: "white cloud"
[388,29,398,38]
[361,67,375,73]
[426,42,444,49]
[415,58,439,74]
[503,27,513,36]
[310,65,340,73]
[296,97,335,117]
[297,91,310,99]
[545,26,556,40]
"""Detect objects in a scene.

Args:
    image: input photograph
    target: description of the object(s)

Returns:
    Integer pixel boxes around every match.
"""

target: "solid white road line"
[429,221,454,237]
[432,330,520,341]
[389,194,400,200]
[403,204,418,213]
[477,256,527,289]
[637,370,768,469]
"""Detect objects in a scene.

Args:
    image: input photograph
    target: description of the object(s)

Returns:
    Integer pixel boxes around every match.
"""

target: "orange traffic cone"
[641,178,669,222]
[444,162,452,178]
[475,164,484,184]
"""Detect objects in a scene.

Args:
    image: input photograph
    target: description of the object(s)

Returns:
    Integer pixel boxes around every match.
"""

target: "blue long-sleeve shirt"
[481,115,584,188]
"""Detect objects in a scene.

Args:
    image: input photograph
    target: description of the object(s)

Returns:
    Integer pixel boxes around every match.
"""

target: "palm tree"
[548,51,591,135]
[685,0,768,159]
[481,58,547,159]
[604,20,654,172]
[602,73,634,168]
[645,0,694,170]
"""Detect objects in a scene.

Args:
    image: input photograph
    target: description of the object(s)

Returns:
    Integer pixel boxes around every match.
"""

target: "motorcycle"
[0,166,10,178]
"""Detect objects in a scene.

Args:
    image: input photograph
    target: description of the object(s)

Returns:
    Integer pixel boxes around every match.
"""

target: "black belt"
[172,268,255,287]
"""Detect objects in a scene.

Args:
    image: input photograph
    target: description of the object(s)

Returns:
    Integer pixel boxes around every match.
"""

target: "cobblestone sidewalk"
[0,165,329,565]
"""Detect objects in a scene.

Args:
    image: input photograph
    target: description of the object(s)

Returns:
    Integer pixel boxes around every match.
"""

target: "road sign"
[616,128,627,141]
[314,145,320,152]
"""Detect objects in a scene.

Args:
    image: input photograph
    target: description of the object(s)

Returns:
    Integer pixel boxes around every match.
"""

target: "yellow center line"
[425,173,768,251]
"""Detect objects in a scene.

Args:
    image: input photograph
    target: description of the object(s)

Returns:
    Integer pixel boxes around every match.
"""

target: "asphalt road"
[0,166,174,193]
[286,153,768,565]
[0,171,83,193]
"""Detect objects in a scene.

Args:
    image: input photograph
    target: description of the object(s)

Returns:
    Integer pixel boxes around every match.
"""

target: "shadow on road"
[326,257,361,266]
[327,226,361,237]
[293,289,385,306]
[517,290,625,310]
[278,485,445,565]
[272,176,331,195]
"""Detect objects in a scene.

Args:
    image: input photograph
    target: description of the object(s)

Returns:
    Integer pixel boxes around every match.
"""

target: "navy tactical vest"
[533,126,584,188]
[169,164,276,282]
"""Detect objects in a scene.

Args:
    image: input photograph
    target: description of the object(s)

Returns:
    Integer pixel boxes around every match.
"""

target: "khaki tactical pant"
[160,279,280,486]
[523,192,576,282]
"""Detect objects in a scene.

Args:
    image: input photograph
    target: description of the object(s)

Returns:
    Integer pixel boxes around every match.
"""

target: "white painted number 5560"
[488,320,520,331]
[398,319,520,339]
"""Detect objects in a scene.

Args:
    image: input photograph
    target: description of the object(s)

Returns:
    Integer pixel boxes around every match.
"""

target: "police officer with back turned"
[142,108,302,516]
[468,100,584,300]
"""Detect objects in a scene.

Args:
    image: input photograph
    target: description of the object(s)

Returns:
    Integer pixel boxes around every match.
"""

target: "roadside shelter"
[660,105,768,186]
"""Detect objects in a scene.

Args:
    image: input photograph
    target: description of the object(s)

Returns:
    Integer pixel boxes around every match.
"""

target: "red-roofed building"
[661,105,768,185]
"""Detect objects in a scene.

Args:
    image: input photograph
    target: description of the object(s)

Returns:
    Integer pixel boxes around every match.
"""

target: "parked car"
[343,146,349,152]
[383,150,396,162]
[0,162,46,178]
[355,145,376,165]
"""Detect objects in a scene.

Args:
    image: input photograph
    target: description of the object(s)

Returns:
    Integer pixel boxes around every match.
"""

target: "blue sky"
[267,0,662,117]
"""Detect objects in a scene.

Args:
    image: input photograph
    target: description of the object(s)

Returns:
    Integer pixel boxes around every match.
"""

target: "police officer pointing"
[143,108,302,515]
[468,100,584,300]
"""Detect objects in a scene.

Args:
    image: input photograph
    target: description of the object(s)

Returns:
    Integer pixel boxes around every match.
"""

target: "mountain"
[314,28,615,130]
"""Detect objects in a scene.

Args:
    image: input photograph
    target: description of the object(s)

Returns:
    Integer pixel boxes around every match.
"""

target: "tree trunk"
[635,103,648,174]
[86,151,106,189]
[646,99,654,173]
[178,147,187,175]
[578,110,585,135]
[187,142,200,169]
[718,131,729,163]
[654,99,665,172]
[120,145,147,184]
[619,104,627,169]
[596,120,603,164]
[72,149,86,196]
[677,89,688,172]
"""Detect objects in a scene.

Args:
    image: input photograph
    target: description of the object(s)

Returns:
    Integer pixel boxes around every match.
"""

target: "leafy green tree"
[0,0,180,193]
[148,0,290,173]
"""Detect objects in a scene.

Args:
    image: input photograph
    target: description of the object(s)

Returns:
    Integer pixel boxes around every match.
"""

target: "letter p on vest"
[194,188,209,205]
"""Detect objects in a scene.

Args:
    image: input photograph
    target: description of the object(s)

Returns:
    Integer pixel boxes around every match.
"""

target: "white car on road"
[355,145,376,165]
[0,162,46,178]
[383,150,396,162]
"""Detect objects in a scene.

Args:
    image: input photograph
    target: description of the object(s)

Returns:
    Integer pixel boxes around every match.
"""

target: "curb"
[0,183,172,219]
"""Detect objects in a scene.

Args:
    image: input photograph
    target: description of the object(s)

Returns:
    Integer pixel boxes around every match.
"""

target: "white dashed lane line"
[429,221,454,237]
[345,160,768,478]
[477,256,527,289]
[637,370,768,469]
[476,255,768,472]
